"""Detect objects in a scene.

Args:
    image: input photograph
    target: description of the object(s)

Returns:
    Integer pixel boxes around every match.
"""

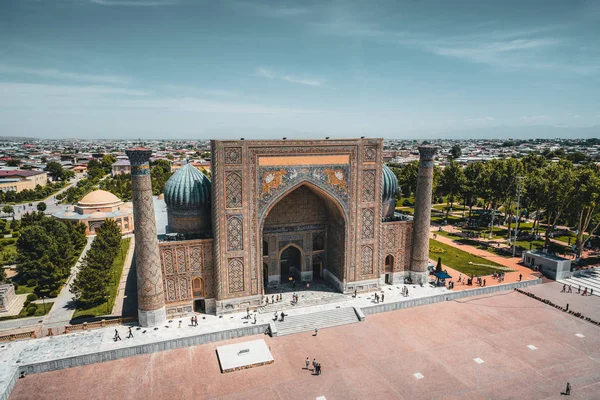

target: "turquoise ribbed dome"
[381,164,398,203]
[164,162,211,208]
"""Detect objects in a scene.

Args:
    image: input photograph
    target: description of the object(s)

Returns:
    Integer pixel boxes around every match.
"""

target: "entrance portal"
[261,183,346,292]
[194,299,205,312]
[280,245,301,281]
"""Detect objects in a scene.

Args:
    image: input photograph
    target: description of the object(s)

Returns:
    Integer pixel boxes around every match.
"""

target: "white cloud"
[232,2,307,18]
[0,81,315,115]
[255,67,324,87]
[0,64,130,84]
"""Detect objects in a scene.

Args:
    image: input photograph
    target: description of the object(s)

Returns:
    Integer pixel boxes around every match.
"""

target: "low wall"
[19,323,270,376]
[361,278,541,316]
[0,367,19,400]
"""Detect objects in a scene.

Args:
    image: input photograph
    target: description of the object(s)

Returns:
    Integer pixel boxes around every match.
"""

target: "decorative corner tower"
[410,145,437,283]
[126,147,166,327]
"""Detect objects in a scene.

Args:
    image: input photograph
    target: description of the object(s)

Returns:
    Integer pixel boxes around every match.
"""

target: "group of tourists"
[373,292,385,303]
[401,286,409,297]
[264,294,283,305]
[305,357,322,375]
[291,292,300,305]
[492,271,505,282]
[273,311,286,322]
[113,327,134,341]
[189,315,199,326]
[562,284,594,296]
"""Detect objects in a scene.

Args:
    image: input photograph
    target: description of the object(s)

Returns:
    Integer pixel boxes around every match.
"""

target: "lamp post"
[513,176,524,257]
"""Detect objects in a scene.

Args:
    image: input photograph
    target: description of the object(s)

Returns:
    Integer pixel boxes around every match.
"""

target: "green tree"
[436,257,442,272]
[37,202,47,212]
[539,160,577,249]
[462,161,484,220]
[449,144,462,160]
[45,161,68,181]
[569,167,600,256]
[392,161,419,197]
[2,205,14,216]
[71,219,122,308]
[101,154,117,174]
[440,161,465,218]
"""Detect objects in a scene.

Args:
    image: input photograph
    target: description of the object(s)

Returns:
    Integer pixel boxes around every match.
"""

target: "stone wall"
[159,238,216,314]
[380,220,413,283]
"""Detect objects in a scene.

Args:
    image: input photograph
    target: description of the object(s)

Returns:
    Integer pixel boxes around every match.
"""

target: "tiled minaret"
[126,147,166,327]
[410,145,437,283]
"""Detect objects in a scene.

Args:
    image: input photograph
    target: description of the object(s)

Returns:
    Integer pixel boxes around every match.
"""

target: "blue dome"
[381,164,398,203]
[164,162,211,208]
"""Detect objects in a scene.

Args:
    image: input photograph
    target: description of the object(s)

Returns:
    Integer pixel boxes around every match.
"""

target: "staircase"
[274,307,360,336]
[558,267,600,297]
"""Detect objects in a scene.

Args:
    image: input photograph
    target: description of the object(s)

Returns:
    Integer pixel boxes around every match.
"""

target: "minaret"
[410,145,437,283]
[126,147,166,327]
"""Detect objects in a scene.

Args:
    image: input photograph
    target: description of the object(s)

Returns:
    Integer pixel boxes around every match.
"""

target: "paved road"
[43,236,94,326]
[6,176,82,220]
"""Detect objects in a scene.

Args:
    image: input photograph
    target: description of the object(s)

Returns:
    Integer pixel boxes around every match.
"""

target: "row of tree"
[15,213,87,296]
[0,182,66,204]
[99,159,174,201]
[71,219,122,308]
[392,154,600,256]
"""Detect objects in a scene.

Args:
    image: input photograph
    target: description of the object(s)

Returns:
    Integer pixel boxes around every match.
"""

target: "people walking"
[305,357,310,370]
[127,327,133,338]
[519,274,522,281]
[561,284,566,293]
[114,329,121,341]
[381,293,384,302]
[312,358,317,371]
[314,327,318,336]
[253,314,257,324]
[178,320,182,328]
[274,311,278,321]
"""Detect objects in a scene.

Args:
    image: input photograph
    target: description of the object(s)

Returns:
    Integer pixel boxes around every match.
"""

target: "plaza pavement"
[10,289,600,400]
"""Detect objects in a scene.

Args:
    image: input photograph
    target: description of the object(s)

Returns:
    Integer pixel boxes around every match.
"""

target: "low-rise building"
[522,250,572,280]
[0,170,48,193]
[111,159,131,176]
[53,190,134,236]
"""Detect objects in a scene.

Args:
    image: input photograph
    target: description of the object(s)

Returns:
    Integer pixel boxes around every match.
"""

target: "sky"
[0,0,599,140]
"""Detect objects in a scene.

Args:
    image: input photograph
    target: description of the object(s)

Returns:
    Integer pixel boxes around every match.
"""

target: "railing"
[64,317,137,333]
[0,331,36,342]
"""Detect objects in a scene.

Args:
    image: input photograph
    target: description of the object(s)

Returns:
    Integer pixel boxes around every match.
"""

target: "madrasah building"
[126,139,436,327]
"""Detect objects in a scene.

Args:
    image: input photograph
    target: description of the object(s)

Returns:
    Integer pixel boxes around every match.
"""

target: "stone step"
[558,277,600,296]
[258,295,349,314]
[274,307,359,336]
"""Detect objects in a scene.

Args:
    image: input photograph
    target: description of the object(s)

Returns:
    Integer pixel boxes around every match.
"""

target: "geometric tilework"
[361,208,375,239]
[361,245,373,275]
[384,227,396,249]
[164,250,174,275]
[190,247,202,272]
[179,276,190,300]
[176,248,186,273]
[228,258,244,293]
[227,215,243,251]
[225,171,243,208]
[362,170,376,202]
[364,146,377,162]
[224,147,242,165]
[166,277,176,302]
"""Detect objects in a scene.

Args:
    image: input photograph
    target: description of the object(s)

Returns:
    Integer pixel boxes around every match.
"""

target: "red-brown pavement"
[429,229,540,292]
[11,290,600,400]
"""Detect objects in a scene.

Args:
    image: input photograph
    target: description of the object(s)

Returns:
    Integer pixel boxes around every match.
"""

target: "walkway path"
[428,229,539,292]
[43,236,94,327]
[111,235,135,316]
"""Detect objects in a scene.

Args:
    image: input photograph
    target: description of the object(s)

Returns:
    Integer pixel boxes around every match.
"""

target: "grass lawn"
[429,239,509,276]
[0,301,54,322]
[72,238,131,319]
[435,230,512,259]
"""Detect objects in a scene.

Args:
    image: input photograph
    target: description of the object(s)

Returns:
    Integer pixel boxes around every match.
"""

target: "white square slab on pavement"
[413,372,424,379]
[527,345,538,350]
[216,339,274,373]
[473,358,485,364]
[575,333,585,338]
